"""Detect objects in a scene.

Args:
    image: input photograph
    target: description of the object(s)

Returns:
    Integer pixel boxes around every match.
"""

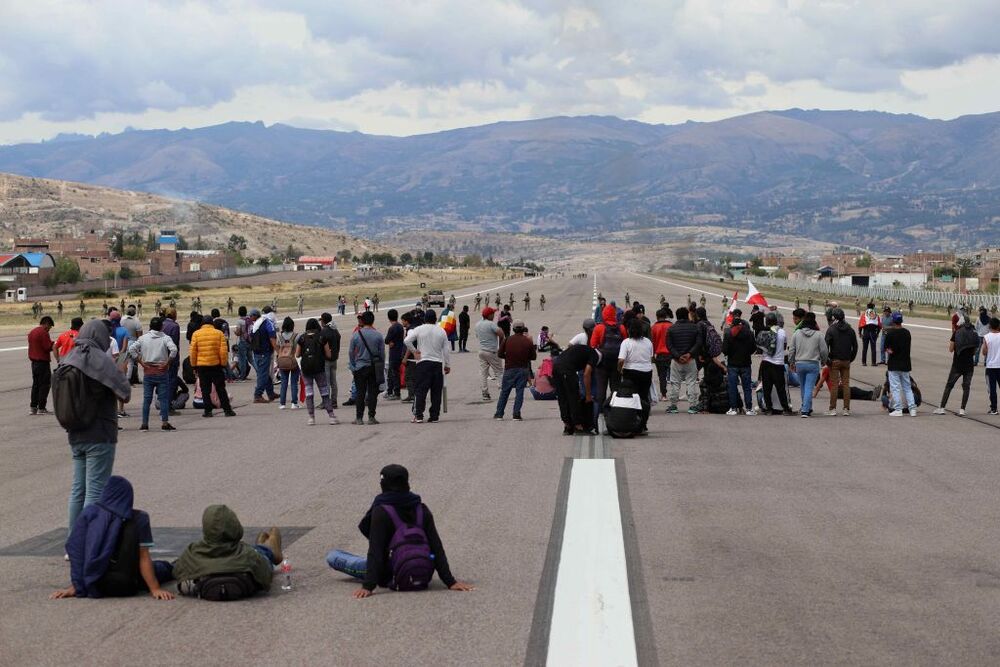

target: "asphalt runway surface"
[2,271,1000,666]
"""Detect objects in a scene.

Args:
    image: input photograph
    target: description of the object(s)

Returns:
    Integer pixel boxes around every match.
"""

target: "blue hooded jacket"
[65,476,136,597]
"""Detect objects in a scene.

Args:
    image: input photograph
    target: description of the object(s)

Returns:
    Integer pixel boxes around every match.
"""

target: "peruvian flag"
[745,279,769,308]
[724,291,739,325]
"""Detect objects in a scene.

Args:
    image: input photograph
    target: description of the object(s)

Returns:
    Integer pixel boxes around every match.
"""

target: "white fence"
[752,275,999,310]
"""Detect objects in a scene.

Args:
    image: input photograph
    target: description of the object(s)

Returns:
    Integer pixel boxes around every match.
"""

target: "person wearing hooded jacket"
[665,307,702,414]
[172,505,283,597]
[824,308,858,416]
[590,304,628,407]
[51,476,174,600]
[789,312,828,417]
[722,311,756,415]
[326,464,474,598]
[57,319,132,532]
[934,314,980,415]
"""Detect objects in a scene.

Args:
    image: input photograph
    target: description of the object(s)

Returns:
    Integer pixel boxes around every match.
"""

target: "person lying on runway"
[326,464,474,598]
[51,476,174,600]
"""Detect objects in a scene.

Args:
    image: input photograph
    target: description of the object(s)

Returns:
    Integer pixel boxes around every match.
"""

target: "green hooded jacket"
[172,505,273,590]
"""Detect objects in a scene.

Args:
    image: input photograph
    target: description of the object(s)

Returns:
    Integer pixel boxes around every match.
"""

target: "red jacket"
[28,326,53,362]
[590,305,626,349]
[650,320,672,356]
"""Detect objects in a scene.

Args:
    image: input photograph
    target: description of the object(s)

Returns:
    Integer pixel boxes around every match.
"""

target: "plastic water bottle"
[280,558,293,591]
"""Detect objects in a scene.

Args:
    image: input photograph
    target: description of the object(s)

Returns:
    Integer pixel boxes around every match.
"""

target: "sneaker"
[687,407,699,414]
[368,418,379,425]
[726,408,738,416]
[411,416,423,424]
[307,417,316,425]
[782,409,795,416]
[959,409,966,417]
[482,392,491,401]
[351,418,365,425]
[745,409,757,416]
[291,403,299,410]
[800,413,809,418]
[343,399,356,406]
[909,408,917,417]
[427,417,439,423]
[177,579,197,596]
[279,404,287,410]
[563,427,575,436]
[37,408,50,415]
[253,397,269,404]
[329,416,339,425]
[203,412,214,418]
[889,410,903,417]
[989,410,999,416]
[29,408,37,416]
[224,410,236,417]
[825,410,838,416]
[117,411,129,418]
[139,423,149,431]
[666,405,679,414]
[161,423,176,431]
[933,408,946,415]
[493,414,503,420]
[512,414,523,421]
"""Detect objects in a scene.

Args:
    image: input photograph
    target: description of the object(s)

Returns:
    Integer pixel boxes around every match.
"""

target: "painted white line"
[547,459,637,667]
[630,272,952,332]
[0,345,28,352]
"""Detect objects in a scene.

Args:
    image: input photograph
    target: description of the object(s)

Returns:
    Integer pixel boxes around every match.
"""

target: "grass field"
[0,268,504,334]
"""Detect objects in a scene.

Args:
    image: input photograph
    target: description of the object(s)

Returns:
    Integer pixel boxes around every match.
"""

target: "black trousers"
[458,328,469,351]
[31,360,51,410]
[413,361,443,420]
[654,355,671,396]
[197,366,233,415]
[553,369,586,429]
[353,367,380,420]
[621,368,652,429]
[861,327,879,365]
[940,366,974,410]
[760,361,790,412]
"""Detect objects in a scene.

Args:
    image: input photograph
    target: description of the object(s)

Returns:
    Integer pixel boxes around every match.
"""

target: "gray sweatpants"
[668,359,698,406]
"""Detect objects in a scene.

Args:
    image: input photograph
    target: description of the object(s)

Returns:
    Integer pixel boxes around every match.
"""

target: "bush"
[127,288,147,296]
[174,284,194,292]
[80,289,116,299]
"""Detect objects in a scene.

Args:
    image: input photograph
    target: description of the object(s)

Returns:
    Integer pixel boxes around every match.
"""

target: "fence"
[752,275,1000,310]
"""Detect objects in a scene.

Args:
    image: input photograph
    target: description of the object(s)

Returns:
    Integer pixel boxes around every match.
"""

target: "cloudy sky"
[1,0,999,144]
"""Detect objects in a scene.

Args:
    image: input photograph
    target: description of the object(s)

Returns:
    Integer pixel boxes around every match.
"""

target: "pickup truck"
[426,290,446,307]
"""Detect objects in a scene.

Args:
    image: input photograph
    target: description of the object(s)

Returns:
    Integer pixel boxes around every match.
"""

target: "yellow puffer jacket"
[189,324,229,368]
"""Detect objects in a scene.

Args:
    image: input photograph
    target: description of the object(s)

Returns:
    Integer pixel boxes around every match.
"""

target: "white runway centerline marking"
[547,459,638,667]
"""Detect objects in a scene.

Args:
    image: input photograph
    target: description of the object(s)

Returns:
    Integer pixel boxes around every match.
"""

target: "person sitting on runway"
[172,505,283,600]
[51,476,174,600]
[326,464,474,598]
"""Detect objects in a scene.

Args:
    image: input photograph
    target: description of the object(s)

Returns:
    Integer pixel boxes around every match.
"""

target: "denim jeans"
[142,373,170,424]
[68,442,116,531]
[495,367,529,417]
[237,340,251,379]
[888,370,916,411]
[279,368,300,406]
[795,361,820,415]
[253,351,276,399]
[986,368,1000,412]
[726,366,754,411]
[326,549,367,580]
[879,332,889,364]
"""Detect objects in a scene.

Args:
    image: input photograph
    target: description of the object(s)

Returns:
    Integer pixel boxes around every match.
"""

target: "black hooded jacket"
[825,320,858,361]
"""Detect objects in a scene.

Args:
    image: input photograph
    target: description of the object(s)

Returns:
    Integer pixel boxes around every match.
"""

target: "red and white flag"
[725,291,739,325]
[745,279,769,308]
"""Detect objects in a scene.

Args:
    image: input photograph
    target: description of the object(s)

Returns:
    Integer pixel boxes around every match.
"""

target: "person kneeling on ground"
[172,505,283,600]
[51,476,174,600]
[326,464,474,598]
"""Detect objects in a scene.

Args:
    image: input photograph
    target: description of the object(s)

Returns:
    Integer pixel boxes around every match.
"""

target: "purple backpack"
[382,504,435,591]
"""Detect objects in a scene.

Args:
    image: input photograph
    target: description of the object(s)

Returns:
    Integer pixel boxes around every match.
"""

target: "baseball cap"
[513,320,526,330]
[891,311,903,324]
[482,307,496,318]
[249,308,261,317]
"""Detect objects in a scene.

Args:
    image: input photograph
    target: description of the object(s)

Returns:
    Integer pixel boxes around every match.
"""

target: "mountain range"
[2,110,999,252]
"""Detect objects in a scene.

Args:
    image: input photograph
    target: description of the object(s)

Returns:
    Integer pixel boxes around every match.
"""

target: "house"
[297,256,336,271]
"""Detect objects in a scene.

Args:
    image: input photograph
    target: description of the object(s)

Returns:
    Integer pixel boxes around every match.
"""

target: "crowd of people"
[23,280,1000,603]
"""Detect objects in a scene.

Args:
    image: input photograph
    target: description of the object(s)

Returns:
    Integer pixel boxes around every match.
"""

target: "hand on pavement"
[449,582,475,591]
[353,588,373,599]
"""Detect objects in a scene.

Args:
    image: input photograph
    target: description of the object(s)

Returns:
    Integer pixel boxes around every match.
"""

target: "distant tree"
[111,231,124,259]
[118,266,135,280]
[49,257,83,285]
[285,244,301,260]
[855,254,872,268]
[145,230,157,251]
[126,230,143,247]
[102,269,118,281]
[227,234,248,252]
[122,246,146,260]
[194,234,205,251]
[399,252,413,265]
[176,234,189,250]
[256,256,271,267]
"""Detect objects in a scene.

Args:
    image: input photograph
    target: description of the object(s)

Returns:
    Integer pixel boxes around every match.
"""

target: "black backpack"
[52,364,102,431]
[600,324,623,369]
[96,518,139,598]
[299,332,325,376]
[181,572,259,602]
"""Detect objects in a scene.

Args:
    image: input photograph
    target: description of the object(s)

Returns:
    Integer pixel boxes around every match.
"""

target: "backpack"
[604,379,645,438]
[241,317,254,343]
[600,324,623,369]
[755,329,778,357]
[276,334,298,371]
[251,320,272,353]
[382,504,435,592]
[180,572,259,601]
[52,364,102,431]
[96,517,140,598]
[703,323,723,359]
[299,332,325,376]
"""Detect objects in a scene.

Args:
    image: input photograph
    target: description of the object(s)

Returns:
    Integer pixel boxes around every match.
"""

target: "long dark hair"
[281,316,295,333]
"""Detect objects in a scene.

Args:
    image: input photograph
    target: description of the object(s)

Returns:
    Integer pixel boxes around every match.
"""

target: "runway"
[2,272,999,666]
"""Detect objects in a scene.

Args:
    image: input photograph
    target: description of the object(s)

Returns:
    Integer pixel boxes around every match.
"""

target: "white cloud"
[1,0,999,143]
